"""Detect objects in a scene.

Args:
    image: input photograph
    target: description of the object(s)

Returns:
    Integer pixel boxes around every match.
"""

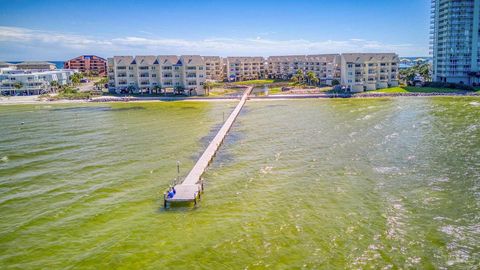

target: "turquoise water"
[0,97,479,269]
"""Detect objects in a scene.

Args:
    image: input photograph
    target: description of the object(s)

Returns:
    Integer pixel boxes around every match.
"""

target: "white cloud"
[0,26,427,58]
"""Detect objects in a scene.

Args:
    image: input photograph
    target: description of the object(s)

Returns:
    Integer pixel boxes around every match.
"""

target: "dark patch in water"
[180,106,197,110]
[265,104,288,108]
[51,106,146,112]
[51,106,112,112]
[110,106,146,111]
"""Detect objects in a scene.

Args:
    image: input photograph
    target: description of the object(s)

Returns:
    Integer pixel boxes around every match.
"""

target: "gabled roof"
[113,56,134,66]
[203,56,222,62]
[157,55,179,65]
[227,56,265,63]
[180,55,205,65]
[268,55,306,62]
[134,55,156,66]
[341,53,398,63]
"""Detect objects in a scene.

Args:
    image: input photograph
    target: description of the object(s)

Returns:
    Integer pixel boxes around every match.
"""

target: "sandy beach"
[1,92,479,106]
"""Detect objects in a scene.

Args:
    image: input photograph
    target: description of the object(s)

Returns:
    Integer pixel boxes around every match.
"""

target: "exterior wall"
[204,56,225,81]
[341,53,399,92]
[267,54,341,85]
[431,0,480,85]
[0,69,75,94]
[108,55,206,95]
[64,55,107,76]
[226,57,265,81]
[107,53,402,92]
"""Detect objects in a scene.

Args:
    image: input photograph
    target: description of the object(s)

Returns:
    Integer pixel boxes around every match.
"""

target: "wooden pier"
[164,86,253,207]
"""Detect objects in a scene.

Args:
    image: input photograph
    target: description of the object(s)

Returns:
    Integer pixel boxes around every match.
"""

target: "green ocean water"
[0,98,479,269]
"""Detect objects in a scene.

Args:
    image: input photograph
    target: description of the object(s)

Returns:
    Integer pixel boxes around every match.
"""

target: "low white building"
[0,69,76,95]
[341,53,399,92]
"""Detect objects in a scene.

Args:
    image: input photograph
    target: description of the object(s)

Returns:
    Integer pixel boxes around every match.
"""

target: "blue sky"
[0,0,431,60]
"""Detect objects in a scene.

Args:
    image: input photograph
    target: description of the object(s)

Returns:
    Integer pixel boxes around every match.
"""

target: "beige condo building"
[267,54,341,85]
[340,53,399,92]
[226,57,265,81]
[108,55,206,95]
[203,56,225,81]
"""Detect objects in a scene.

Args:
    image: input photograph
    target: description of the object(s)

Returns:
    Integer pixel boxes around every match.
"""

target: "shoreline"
[1,92,479,105]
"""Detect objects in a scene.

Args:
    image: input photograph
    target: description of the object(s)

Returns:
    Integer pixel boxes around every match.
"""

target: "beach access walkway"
[163,86,253,207]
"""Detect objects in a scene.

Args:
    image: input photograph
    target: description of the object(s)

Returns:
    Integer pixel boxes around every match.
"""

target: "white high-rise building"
[431,0,480,84]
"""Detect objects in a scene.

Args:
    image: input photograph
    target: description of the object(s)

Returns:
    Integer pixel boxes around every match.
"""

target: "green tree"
[70,73,83,86]
[13,82,23,91]
[153,85,162,95]
[306,71,318,86]
[416,63,431,81]
[203,81,216,96]
[295,69,305,84]
[127,85,136,94]
[331,79,340,86]
[50,81,59,92]
[290,75,299,84]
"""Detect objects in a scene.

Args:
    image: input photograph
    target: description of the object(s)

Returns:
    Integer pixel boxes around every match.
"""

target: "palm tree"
[50,81,59,93]
[153,85,162,95]
[70,73,82,86]
[306,71,318,86]
[290,75,299,84]
[295,69,305,84]
[203,81,216,96]
[13,82,23,95]
[127,85,136,94]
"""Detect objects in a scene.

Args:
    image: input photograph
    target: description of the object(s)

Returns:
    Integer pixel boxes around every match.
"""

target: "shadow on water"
[192,118,244,166]
[156,200,201,212]
[50,106,147,112]
[180,106,198,110]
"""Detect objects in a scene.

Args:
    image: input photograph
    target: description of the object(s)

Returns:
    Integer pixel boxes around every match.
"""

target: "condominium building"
[64,55,107,76]
[107,55,206,95]
[0,69,76,95]
[15,61,56,70]
[203,56,225,81]
[340,53,399,92]
[431,0,480,84]
[267,54,341,85]
[226,57,265,81]
[267,55,306,80]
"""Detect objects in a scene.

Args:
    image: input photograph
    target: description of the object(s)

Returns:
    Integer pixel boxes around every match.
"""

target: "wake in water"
[0,156,8,162]
[469,101,480,107]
